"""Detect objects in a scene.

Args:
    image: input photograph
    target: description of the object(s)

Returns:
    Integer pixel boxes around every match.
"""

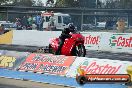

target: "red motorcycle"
[48,31,86,57]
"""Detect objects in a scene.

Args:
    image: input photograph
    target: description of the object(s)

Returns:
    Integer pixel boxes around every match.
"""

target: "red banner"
[19,53,76,75]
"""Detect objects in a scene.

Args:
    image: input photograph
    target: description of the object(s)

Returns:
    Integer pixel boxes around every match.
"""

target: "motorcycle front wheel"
[72,44,86,57]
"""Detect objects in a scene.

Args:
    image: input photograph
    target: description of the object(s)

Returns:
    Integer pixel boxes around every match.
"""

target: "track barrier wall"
[0,51,131,88]
[0,50,6,55]
[0,30,131,87]
[0,30,131,53]
[12,30,61,46]
[0,51,131,79]
[12,30,132,54]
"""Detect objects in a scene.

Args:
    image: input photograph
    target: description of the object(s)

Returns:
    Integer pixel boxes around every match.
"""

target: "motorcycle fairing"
[61,37,75,55]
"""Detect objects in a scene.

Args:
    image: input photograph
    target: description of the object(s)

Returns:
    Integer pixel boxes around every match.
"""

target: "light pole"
[96,0,98,8]
[81,11,84,31]
[94,0,98,28]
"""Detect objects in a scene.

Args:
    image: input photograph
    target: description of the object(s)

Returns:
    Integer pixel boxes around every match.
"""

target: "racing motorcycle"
[48,31,86,57]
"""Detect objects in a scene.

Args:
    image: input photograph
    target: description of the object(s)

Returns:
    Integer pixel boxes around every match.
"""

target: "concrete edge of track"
[0,68,127,88]
[1,30,132,54]
[0,76,72,88]
[0,68,75,87]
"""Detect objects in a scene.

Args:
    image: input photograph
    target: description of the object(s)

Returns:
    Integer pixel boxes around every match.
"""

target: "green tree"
[0,0,13,5]
[55,0,66,7]
[55,0,96,8]
[33,0,44,6]
[103,0,132,9]
[12,0,34,6]
[0,13,6,20]
[119,0,132,8]
[0,0,35,6]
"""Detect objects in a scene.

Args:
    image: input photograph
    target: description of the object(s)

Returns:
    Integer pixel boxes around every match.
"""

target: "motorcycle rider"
[55,23,76,55]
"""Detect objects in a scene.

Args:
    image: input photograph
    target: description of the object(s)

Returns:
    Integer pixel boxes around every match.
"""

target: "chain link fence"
[0,6,132,33]
[70,12,132,33]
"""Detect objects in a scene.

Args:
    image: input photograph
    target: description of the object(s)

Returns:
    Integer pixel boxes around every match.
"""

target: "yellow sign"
[0,56,16,67]
[127,65,132,82]
[0,30,13,44]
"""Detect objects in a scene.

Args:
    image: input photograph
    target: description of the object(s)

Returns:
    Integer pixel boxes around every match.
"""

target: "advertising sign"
[0,51,29,69]
[82,32,132,53]
[19,53,76,76]
[108,33,132,53]
[66,57,132,78]
[76,74,130,85]
[82,32,101,50]
[0,55,16,68]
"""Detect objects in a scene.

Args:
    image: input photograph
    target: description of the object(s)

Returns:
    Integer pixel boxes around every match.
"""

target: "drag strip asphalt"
[0,77,71,88]
[0,44,131,61]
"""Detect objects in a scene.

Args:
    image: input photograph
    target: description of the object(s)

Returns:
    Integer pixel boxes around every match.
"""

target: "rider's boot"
[55,42,63,55]
[55,47,61,55]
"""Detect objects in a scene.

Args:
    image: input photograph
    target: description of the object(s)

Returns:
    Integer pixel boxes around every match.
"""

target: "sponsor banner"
[0,51,29,69]
[81,32,132,53]
[66,57,132,78]
[66,57,96,77]
[97,33,112,51]
[82,32,101,50]
[108,33,132,53]
[19,53,76,76]
[0,30,13,44]
[76,74,130,85]
[0,55,17,69]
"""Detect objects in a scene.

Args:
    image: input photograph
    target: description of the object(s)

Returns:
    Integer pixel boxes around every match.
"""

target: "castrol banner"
[105,33,132,53]
[19,53,76,76]
[81,32,132,54]
[66,57,132,78]
[82,32,101,50]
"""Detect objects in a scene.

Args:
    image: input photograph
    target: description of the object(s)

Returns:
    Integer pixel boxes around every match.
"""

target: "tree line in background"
[0,0,44,6]
[0,0,132,8]
[55,0,132,8]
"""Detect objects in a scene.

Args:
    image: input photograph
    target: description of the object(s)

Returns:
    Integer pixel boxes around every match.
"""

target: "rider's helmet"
[68,23,75,32]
